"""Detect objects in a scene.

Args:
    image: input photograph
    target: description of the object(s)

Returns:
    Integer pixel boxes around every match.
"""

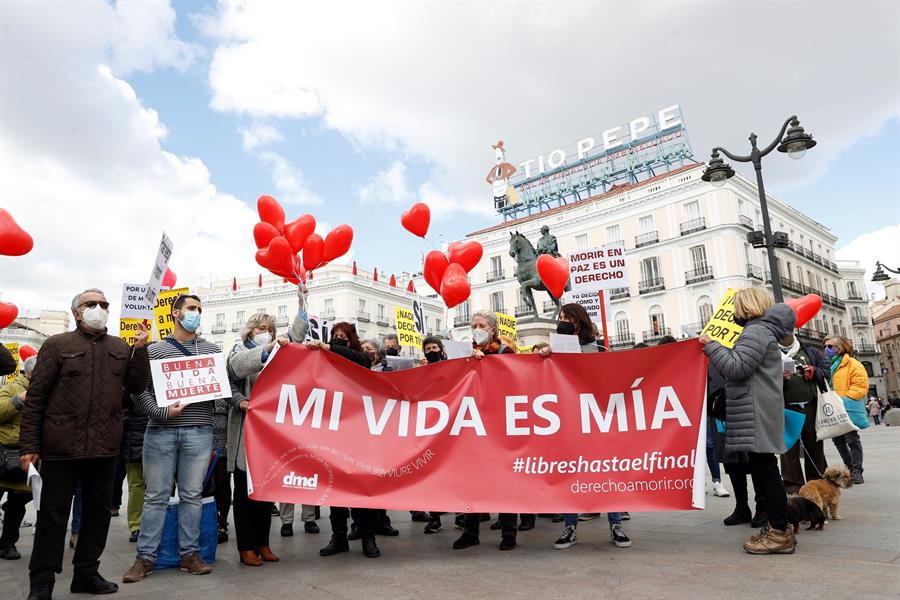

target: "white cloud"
[203,2,899,209]
[358,162,413,205]
[836,224,900,301]
[0,2,256,323]
[238,123,284,151]
[257,151,322,206]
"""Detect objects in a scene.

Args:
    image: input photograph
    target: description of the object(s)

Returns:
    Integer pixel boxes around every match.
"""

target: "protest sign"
[517,345,535,355]
[412,300,426,336]
[120,318,154,346]
[700,288,744,348]
[444,340,473,360]
[386,356,416,371]
[395,307,422,348]
[496,312,517,342]
[246,342,708,513]
[563,290,611,323]
[153,287,189,340]
[3,343,20,381]
[550,333,581,353]
[305,317,334,343]
[568,242,628,294]
[121,283,154,321]
[150,352,232,407]
[144,232,174,305]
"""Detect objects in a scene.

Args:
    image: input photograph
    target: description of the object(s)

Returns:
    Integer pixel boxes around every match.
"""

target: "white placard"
[386,356,416,371]
[144,232,174,304]
[563,290,611,323]
[568,242,628,294]
[121,283,154,320]
[28,463,42,511]
[150,352,232,407]
[550,333,582,353]
[444,340,474,360]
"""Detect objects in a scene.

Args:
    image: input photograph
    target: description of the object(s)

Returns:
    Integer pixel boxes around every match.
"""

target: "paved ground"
[2,426,898,600]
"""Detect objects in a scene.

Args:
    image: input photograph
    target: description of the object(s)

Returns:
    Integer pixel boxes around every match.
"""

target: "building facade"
[195,265,447,356]
[873,279,900,398]
[447,163,861,352]
[836,260,884,397]
[0,309,71,350]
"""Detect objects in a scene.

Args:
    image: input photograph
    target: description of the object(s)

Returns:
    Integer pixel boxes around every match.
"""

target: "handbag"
[842,397,870,430]
[815,382,859,440]
[0,444,26,482]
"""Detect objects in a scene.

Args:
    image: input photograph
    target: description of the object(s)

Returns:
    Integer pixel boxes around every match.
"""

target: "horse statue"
[508,231,568,319]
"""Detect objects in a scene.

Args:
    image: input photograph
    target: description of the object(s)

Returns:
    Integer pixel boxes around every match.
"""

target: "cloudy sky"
[1,0,898,321]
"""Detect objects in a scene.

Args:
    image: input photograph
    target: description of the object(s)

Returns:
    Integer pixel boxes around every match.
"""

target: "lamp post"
[702,116,817,302]
[872,262,900,282]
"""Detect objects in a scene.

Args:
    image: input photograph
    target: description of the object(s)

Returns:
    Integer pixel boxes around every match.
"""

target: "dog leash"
[798,439,825,480]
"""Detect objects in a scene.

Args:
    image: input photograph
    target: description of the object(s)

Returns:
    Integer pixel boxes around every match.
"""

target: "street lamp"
[701,116,817,302]
[872,261,900,282]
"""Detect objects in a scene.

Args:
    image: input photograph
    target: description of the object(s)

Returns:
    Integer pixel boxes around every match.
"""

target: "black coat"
[120,390,148,463]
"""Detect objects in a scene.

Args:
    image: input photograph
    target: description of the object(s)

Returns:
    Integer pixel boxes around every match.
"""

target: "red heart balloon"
[448,241,483,273]
[536,255,570,298]
[423,250,449,292]
[19,344,37,361]
[440,263,471,309]
[284,214,316,253]
[162,268,177,289]
[785,294,823,329]
[253,222,281,249]
[257,195,285,232]
[323,225,353,262]
[303,233,325,271]
[0,301,18,329]
[0,209,34,257]
[400,202,430,238]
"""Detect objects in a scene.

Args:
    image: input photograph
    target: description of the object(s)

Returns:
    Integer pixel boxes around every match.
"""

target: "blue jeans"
[564,512,621,527]
[137,425,213,562]
[706,417,721,482]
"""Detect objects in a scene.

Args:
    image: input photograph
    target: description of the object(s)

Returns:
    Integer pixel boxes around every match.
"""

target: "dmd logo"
[282,471,319,490]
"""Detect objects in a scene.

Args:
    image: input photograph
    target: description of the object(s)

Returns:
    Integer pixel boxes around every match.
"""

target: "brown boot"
[123,558,155,583]
[748,525,770,543]
[239,550,262,566]
[743,527,795,554]
[179,551,212,575]
[256,547,279,562]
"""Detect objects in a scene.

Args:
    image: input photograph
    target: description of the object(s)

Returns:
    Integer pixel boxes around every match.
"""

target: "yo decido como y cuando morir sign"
[150,353,232,407]
[568,242,628,294]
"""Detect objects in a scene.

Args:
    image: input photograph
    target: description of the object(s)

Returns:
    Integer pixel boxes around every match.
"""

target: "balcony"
[212,325,226,334]
[453,315,470,328]
[610,333,635,349]
[375,315,389,326]
[746,264,763,280]
[638,277,665,294]
[492,306,507,316]
[515,304,534,318]
[680,217,706,236]
[231,323,241,332]
[739,215,754,229]
[797,328,826,345]
[635,231,659,248]
[643,328,672,345]
[685,265,714,285]
[851,316,871,326]
[356,311,371,322]
[609,287,630,300]
[846,292,865,301]
[856,343,877,355]
[321,311,336,321]
[486,269,506,283]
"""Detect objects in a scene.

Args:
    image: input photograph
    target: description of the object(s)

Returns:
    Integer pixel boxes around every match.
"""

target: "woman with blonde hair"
[699,287,796,554]
[823,335,869,484]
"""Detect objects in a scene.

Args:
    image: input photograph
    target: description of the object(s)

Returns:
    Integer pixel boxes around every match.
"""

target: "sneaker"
[620,512,631,520]
[410,511,431,522]
[452,533,480,550]
[749,525,771,544]
[217,527,229,544]
[70,572,118,594]
[376,524,400,537]
[499,535,517,551]
[0,544,21,560]
[610,524,632,548]
[270,505,280,516]
[179,551,212,575]
[578,513,601,521]
[110,507,120,517]
[743,527,795,554]
[304,521,320,534]
[21,519,33,528]
[281,523,293,537]
[454,514,466,529]
[712,481,731,497]
[424,517,442,534]
[123,558,155,583]
[129,529,139,543]
[553,526,578,549]
[852,471,864,485]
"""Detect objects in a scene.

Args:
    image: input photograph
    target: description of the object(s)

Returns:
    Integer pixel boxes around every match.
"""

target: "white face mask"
[472,328,490,346]
[253,332,272,347]
[82,305,109,330]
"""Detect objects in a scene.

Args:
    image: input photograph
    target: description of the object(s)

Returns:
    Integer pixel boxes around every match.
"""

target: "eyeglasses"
[81,300,110,310]
[824,344,837,349]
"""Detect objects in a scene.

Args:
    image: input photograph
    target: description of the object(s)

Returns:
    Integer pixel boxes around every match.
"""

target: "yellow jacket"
[831,354,869,401]
[0,373,30,492]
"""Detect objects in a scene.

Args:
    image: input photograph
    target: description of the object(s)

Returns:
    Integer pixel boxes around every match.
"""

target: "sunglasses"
[81,300,110,310]
[824,344,837,349]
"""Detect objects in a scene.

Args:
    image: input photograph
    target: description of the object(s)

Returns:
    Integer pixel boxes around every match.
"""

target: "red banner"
[246,341,708,513]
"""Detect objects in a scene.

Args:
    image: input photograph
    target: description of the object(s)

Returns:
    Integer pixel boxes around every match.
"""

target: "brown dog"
[799,466,853,520]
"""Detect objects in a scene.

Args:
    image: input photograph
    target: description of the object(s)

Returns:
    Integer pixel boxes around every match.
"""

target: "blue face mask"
[825,347,838,359]
[179,309,201,333]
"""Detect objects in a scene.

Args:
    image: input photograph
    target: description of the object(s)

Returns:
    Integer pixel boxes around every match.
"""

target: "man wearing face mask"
[125,294,239,584]
[419,336,447,366]
[383,333,401,357]
[19,288,150,600]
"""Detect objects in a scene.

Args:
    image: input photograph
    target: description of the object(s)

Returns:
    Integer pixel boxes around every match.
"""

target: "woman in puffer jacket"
[699,287,795,555]
[823,335,869,484]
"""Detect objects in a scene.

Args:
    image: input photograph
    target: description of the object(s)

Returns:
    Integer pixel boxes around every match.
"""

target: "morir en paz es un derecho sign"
[568,242,628,294]
[150,353,232,407]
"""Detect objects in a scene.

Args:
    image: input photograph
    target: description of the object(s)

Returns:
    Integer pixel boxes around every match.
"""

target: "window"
[436,318,441,332]
[358,299,366,311]
[737,199,745,218]
[216,313,225,327]
[683,201,700,221]
[848,281,858,297]
[649,306,666,335]
[689,245,708,270]
[852,306,863,320]
[614,312,630,336]
[324,298,334,314]
[698,297,714,323]
[459,300,470,321]
[638,215,654,234]
[574,234,588,250]
[606,225,621,243]
[490,291,504,313]
[786,262,793,281]
[377,304,385,318]
[257,307,266,315]
[490,256,502,273]
[278,305,287,318]
[755,209,762,227]
[832,282,838,297]
[641,257,660,282]
[235,310,244,324]
[861,361,874,377]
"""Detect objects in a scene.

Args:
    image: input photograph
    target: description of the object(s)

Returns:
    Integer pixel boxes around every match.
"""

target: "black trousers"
[331,507,376,537]
[780,402,827,491]
[111,456,126,509]
[725,461,765,513]
[351,507,391,529]
[212,459,232,529]
[0,490,31,548]
[748,452,788,531]
[29,457,117,585]
[464,513,516,539]
[832,430,864,475]
[232,469,271,552]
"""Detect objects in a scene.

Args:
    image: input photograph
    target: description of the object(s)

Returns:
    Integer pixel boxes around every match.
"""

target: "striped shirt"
[136,336,229,428]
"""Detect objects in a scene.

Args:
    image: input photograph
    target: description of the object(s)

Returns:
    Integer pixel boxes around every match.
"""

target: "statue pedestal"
[516,317,557,347]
